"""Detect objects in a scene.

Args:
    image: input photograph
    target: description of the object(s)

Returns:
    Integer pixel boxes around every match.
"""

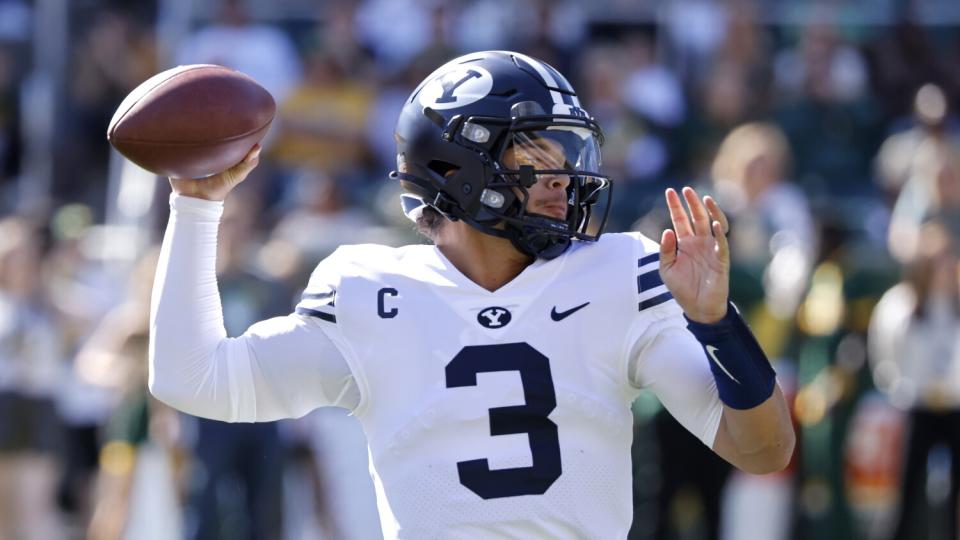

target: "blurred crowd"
[1,0,960,538]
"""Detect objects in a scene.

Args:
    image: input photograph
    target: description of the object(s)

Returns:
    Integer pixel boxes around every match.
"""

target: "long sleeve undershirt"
[148,193,359,422]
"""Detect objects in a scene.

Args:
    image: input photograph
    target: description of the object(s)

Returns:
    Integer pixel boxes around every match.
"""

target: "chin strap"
[507,224,571,260]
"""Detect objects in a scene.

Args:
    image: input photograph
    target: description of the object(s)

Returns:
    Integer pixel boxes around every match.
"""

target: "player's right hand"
[169,144,261,201]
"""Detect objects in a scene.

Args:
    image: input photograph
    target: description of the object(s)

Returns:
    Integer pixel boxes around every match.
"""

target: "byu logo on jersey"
[477,307,512,328]
[419,66,494,110]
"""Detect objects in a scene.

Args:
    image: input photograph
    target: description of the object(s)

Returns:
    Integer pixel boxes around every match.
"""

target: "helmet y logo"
[420,66,494,110]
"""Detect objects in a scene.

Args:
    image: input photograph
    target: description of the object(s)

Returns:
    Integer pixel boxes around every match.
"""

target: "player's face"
[501,138,571,220]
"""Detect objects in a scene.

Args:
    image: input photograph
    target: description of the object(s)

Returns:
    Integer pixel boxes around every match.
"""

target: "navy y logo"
[420,66,493,110]
[477,307,512,328]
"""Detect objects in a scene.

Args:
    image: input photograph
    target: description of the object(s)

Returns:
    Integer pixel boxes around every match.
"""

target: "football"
[107,64,275,179]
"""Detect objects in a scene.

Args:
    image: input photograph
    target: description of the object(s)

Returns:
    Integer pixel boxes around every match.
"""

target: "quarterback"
[150,51,794,539]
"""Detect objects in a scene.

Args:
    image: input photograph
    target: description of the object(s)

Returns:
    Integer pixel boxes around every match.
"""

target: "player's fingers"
[682,187,711,237]
[222,144,262,184]
[242,144,262,164]
[231,144,262,174]
[704,196,729,236]
[665,188,694,237]
[660,228,677,267]
[168,144,261,201]
[712,221,730,263]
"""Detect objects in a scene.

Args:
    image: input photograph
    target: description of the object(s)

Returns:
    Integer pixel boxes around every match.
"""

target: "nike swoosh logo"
[706,345,741,384]
[551,302,590,321]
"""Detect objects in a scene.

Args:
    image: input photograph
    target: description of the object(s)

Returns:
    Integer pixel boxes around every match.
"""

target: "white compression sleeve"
[149,193,359,422]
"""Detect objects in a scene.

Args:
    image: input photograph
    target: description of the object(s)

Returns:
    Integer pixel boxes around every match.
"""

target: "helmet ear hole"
[428,160,460,178]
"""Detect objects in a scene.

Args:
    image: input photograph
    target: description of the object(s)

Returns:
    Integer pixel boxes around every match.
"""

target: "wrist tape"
[685,303,776,410]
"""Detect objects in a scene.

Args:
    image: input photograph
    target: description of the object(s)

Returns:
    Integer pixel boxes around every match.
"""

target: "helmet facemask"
[438,101,612,259]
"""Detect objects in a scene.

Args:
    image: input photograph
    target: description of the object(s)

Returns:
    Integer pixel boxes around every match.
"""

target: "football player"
[150,51,794,539]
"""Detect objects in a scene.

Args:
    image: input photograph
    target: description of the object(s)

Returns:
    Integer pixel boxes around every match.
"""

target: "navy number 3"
[445,342,562,499]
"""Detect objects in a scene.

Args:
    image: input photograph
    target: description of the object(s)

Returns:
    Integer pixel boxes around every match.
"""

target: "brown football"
[107,64,275,179]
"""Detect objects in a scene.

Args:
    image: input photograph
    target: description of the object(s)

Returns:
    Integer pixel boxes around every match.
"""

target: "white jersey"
[150,194,723,540]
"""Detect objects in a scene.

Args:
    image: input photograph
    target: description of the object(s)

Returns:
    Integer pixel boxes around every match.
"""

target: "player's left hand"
[659,187,730,324]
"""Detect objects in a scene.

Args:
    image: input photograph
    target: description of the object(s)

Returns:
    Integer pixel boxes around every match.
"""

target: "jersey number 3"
[445,342,562,499]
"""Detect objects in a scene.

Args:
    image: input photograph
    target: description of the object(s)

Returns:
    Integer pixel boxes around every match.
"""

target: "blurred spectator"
[175,0,302,103]
[774,22,868,105]
[0,216,65,540]
[711,0,771,90]
[773,20,883,199]
[269,46,375,182]
[354,0,436,73]
[887,141,960,263]
[44,205,124,528]
[865,16,959,120]
[272,170,403,262]
[79,248,181,539]
[364,55,433,174]
[711,122,816,322]
[662,0,728,83]
[577,45,661,227]
[603,32,685,226]
[874,83,960,201]
[66,7,157,209]
[506,0,581,72]
[681,61,755,182]
[311,0,374,80]
[868,219,960,540]
[181,188,290,540]
[673,4,770,181]
[620,31,685,132]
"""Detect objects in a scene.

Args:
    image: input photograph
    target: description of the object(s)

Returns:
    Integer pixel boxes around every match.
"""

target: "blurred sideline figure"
[887,141,960,264]
[710,122,816,338]
[869,219,960,540]
[0,217,65,540]
[81,248,183,540]
[874,83,960,202]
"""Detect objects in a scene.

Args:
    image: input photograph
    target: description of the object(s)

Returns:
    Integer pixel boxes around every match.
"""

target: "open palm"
[659,187,730,324]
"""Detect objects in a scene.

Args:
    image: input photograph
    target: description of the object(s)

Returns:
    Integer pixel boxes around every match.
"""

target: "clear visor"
[499,126,602,175]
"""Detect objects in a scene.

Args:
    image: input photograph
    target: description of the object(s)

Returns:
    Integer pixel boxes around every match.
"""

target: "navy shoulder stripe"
[295,307,337,323]
[639,291,673,311]
[301,290,336,307]
[637,270,664,292]
[639,253,660,267]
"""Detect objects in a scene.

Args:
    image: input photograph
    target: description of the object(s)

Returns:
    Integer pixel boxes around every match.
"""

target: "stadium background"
[1,0,959,538]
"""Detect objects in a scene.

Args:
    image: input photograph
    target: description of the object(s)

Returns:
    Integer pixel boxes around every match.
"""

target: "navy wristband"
[684,303,776,410]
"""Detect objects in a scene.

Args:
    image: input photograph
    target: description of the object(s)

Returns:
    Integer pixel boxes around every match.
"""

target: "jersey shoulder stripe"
[295,243,431,322]
[626,235,675,313]
[301,290,335,303]
[295,306,336,323]
[639,291,673,311]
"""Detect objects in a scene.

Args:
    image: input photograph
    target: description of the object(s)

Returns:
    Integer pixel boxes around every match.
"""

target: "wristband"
[685,303,776,410]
